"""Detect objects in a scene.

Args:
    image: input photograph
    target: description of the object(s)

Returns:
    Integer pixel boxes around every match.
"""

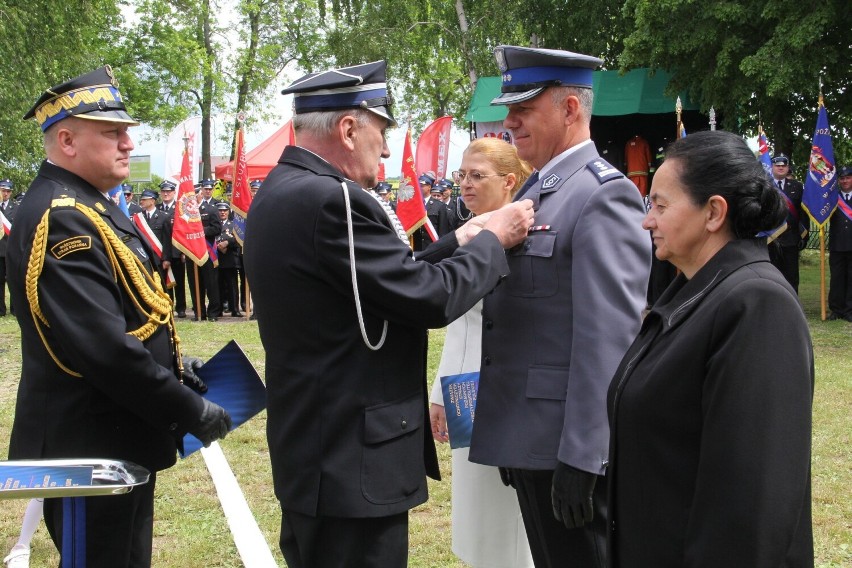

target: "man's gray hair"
[293,108,373,137]
[551,86,594,122]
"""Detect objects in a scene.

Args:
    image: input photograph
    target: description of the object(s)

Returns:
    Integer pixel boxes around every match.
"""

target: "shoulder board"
[586,158,624,184]
[50,187,77,209]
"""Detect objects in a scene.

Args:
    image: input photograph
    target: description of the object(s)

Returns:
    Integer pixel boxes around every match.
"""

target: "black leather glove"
[551,461,596,529]
[181,356,208,393]
[798,237,808,251]
[189,398,232,447]
[498,467,514,488]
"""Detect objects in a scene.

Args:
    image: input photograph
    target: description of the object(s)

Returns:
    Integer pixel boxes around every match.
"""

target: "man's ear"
[54,126,77,158]
[337,114,359,151]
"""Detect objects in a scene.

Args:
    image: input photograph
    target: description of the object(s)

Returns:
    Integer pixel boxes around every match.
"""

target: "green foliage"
[0,0,125,182]
[620,0,852,167]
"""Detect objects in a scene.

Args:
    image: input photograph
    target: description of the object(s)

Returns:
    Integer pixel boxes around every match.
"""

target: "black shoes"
[177,311,186,318]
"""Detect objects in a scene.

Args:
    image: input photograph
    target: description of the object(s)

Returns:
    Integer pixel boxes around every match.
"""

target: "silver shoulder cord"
[341,181,388,350]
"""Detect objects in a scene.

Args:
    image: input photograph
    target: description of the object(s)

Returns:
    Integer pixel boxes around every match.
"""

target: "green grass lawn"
[1,251,849,566]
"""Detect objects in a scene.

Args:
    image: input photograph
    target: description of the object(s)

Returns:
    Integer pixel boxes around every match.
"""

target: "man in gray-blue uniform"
[469,45,651,567]
[244,60,533,568]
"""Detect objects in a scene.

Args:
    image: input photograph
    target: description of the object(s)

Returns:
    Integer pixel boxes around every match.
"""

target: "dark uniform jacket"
[6,161,204,472]
[0,198,17,257]
[412,197,450,251]
[775,178,807,247]
[198,199,222,249]
[828,193,852,252]
[135,207,171,261]
[244,146,510,518]
[606,239,814,567]
[216,219,241,269]
[159,201,183,260]
[469,142,650,475]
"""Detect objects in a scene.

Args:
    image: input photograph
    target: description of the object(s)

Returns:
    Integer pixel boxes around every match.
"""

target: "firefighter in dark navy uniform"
[186,178,222,320]
[215,202,242,317]
[6,65,231,568]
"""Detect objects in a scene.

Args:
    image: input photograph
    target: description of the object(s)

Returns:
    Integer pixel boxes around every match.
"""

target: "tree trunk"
[454,0,477,89]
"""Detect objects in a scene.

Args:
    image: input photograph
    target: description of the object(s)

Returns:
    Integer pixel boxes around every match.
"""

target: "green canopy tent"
[465,69,709,172]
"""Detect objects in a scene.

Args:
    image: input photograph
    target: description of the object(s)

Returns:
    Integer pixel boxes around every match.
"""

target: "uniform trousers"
[0,256,10,315]
[44,472,156,568]
[217,266,240,315]
[769,244,800,293]
[279,508,408,568]
[187,258,220,318]
[829,250,852,317]
[508,468,607,568]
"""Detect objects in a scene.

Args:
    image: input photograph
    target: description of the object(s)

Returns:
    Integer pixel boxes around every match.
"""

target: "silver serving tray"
[0,459,151,500]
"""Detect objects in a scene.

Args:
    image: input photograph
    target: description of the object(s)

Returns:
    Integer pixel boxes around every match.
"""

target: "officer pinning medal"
[243,60,532,567]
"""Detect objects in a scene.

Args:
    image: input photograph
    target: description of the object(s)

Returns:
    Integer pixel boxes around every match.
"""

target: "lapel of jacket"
[525,143,598,210]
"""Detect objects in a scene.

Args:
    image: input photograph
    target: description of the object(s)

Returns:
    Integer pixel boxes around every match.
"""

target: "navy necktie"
[515,171,540,201]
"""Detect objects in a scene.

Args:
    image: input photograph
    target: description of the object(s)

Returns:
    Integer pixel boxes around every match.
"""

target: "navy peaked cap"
[492,45,602,106]
[140,190,158,200]
[24,65,138,131]
[282,61,397,127]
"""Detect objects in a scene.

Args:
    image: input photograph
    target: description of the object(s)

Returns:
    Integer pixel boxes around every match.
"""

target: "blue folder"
[439,372,480,449]
[181,340,266,457]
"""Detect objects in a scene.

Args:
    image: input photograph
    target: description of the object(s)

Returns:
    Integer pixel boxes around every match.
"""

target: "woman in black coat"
[606,130,814,567]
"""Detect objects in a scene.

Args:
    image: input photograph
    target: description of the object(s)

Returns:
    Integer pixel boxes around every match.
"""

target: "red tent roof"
[214,120,294,182]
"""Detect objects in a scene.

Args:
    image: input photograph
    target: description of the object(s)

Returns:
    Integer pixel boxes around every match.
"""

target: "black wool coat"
[607,238,814,567]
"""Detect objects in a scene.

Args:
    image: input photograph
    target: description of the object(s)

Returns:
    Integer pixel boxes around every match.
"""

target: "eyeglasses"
[453,171,507,184]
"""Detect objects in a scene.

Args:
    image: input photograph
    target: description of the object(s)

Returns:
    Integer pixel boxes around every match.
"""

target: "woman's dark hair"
[663,130,787,238]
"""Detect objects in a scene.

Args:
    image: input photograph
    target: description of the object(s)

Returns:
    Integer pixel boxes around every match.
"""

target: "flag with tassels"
[171,140,209,266]
[230,122,252,246]
[802,97,839,229]
[395,127,437,243]
[801,93,840,320]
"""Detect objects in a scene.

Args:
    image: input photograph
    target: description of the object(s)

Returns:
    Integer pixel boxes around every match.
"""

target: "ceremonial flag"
[230,125,252,246]
[415,116,453,180]
[108,185,130,217]
[395,128,437,242]
[0,209,10,237]
[171,143,209,266]
[131,213,175,287]
[677,120,687,139]
[802,98,839,229]
[757,128,773,178]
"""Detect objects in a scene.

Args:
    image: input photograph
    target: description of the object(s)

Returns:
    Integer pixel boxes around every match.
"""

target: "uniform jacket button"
[483,356,491,366]
[484,319,493,330]
[400,419,408,429]
[168,422,178,431]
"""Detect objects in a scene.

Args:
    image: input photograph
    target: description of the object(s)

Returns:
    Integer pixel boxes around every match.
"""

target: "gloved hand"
[498,467,515,488]
[551,461,596,529]
[798,237,808,251]
[181,356,208,393]
[189,398,232,447]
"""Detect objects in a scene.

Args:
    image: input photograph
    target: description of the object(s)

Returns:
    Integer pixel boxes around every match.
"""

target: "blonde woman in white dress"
[430,137,534,568]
